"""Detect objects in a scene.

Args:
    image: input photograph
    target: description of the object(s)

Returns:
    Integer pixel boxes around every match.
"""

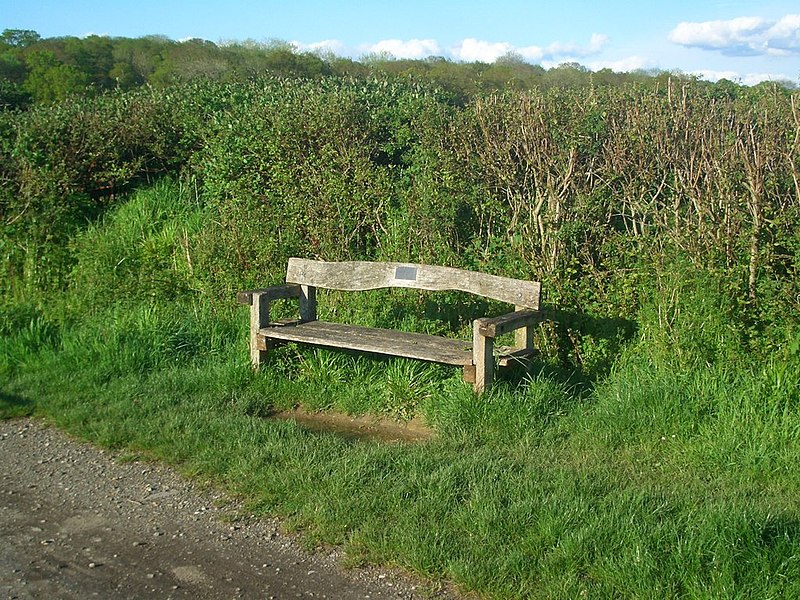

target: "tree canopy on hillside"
[3,28,794,111]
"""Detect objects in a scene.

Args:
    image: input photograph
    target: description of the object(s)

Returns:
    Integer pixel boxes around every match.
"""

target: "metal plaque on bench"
[394,266,418,281]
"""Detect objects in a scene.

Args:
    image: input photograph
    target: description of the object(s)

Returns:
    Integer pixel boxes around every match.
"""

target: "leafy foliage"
[2,70,800,600]
[0,85,200,295]
[2,75,799,371]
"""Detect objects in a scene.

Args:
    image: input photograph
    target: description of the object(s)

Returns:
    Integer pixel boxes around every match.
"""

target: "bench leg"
[299,285,317,322]
[514,305,535,353]
[472,319,494,394]
[250,293,270,368]
[515,326,534,359]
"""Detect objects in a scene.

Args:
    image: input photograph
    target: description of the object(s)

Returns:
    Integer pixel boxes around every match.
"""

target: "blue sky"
[3,0,799,85]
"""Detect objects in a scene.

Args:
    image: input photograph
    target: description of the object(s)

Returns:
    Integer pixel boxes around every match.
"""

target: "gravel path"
[0,418,457,600]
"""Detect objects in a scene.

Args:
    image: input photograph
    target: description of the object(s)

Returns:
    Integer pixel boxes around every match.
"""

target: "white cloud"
[740,72,794,85]
[669,14,800,56]
[589,33,610,54]
[451,33,607,63]
[292,39,347,55]
[685,68,794,85]
[451,38,515,62]
[694,69,741,82]
[365,38,441,59]
[288,34,608,65]
[586,55,653,72]
[514,45,546,62]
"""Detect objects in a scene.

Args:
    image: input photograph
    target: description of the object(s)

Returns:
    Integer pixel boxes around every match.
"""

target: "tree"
[0,79,31,109]
[110,36,168,88]
[1,29,41,48]
[480,55,544,92]
[0,46,26,83]
[543,62,591,88]
[150,38,229,86]
[64,35,114,89]
[23,49,89,103]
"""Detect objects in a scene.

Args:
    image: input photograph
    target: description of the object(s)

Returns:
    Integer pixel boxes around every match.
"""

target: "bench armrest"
[237,284,303,306]
[477,310,547,338]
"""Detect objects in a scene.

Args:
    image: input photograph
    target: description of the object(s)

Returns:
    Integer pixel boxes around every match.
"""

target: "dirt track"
[0,418,455,600]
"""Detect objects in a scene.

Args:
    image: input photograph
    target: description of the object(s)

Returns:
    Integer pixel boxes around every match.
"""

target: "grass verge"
[3,180,799,598]
[2,303,800,599]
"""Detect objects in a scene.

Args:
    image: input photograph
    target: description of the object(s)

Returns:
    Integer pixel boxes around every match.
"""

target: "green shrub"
[0,299,59,377]
[0,86,203,296]
[65,178,205,317]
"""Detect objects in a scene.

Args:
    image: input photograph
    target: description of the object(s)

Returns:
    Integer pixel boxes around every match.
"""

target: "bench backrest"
[286,258,540,310]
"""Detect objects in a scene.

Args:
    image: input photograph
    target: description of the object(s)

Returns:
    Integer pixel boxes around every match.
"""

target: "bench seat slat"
[259,321,474,366]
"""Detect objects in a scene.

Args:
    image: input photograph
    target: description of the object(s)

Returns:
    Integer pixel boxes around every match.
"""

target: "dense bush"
[191,78,462,297]
[1,75,798,373]
[0,86,202,295]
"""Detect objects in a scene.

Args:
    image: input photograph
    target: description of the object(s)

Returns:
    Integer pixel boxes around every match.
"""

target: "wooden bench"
[237,258,547,393]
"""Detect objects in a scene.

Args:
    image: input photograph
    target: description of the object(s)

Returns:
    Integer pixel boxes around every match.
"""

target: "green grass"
[2,180,800,599]
[3,303,800,599]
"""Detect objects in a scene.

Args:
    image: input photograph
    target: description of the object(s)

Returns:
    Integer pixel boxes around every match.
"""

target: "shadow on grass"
[493,308,638,398]
[546,308,637,378]
[759,516,800,549]
[0,390,35,419]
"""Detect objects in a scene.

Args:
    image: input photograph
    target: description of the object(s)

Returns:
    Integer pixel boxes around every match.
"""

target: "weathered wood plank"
[472,319,494,393]
[286,258,541,309]
[299,285,317,322]
[250,293,271,367]
[259,321,473,366]
[238,284,302,306]
[478,310,546,337]
[514,304,534,351]
[462,364,477,383]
